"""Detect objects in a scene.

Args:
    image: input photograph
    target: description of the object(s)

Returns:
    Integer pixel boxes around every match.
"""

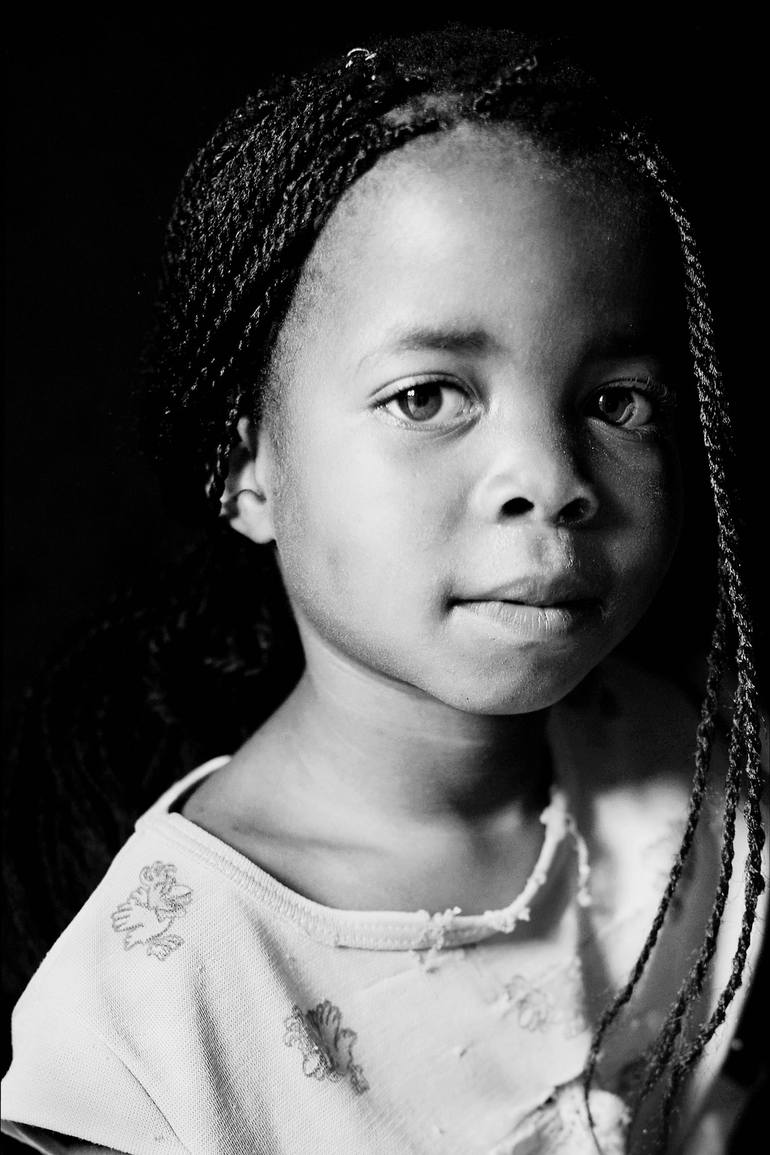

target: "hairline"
[261,113,674,440]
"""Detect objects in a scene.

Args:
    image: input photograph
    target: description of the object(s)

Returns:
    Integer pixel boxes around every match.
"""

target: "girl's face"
[250,128,684,714]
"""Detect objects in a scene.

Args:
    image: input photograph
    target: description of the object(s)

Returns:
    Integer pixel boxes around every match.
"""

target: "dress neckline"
[138,756,585,952]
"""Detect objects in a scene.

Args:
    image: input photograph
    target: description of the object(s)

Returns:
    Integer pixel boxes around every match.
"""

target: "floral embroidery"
[283,1000,370,1094]
[502,961,588,1039]
[111,861,193,960]
[505,974,555,1032]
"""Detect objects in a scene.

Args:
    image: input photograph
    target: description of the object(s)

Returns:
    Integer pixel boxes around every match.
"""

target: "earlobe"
[219,417,277,545]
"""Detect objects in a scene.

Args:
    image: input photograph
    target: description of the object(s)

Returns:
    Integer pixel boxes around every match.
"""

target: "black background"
[4,9,768,1149]
[5,11,769,721]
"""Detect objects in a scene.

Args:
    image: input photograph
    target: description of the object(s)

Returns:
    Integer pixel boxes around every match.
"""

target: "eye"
[591,387,652,428]
[586,378,675,430]
[380,380,473,426]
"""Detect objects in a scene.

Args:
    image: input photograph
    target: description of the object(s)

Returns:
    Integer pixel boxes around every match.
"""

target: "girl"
[2,25,767,1155]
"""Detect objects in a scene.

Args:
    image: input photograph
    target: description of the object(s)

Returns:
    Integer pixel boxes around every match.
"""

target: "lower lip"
[453,599,600,639]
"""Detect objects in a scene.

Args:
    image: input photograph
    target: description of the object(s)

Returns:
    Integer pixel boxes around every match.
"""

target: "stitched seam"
[136,817,488,950]
[13,1006,190,1153]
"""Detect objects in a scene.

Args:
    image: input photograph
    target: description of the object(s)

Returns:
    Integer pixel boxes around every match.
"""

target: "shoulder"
[4,823,206,1058]
[2,808,285,1151]
[553,654,768,969]
[1,835,198,1147]
[557,652,769,869]
[8,806,256,1025]
[2,1003,184,1152]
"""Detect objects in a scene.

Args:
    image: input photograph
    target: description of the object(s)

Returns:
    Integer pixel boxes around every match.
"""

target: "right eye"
[380,380,474,427]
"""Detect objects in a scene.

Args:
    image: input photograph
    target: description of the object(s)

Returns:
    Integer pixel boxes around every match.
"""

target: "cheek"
[271,430,433,606]
[599,441,683,584]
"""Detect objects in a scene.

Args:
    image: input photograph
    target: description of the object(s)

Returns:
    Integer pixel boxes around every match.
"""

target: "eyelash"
[587,377,678,435]
[375,374,677,432]
[377,378,475,428]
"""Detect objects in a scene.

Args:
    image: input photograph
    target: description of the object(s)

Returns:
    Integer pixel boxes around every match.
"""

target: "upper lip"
[453,575,602,607]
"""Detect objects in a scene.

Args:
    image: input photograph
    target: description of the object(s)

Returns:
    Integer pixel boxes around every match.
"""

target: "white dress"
[2,663,765,1154]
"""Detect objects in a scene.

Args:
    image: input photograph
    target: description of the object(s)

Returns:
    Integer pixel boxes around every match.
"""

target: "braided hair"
[4,24,765,1151]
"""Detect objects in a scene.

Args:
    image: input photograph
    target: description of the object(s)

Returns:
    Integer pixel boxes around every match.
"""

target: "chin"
[426,662,598,716]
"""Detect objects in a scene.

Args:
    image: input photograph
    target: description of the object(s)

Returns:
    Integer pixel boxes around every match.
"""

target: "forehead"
[274,125,680,377]
[302,125,660,276]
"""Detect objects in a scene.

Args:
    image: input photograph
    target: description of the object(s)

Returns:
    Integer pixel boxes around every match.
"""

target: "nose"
[472,423,599,528]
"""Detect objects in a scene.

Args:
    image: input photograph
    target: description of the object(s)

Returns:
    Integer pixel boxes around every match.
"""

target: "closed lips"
[450,597,602,636]
[450,578,602,608]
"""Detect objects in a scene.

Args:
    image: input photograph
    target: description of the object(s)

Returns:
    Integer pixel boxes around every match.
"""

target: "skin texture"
[186,126,686,912]
[239,126,682,712]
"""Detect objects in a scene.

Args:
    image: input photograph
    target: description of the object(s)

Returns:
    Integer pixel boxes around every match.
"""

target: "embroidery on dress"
[504,974,555,1032]
[502,959,588,1039]
[110,861,193,960]
[283,1000,370,1094]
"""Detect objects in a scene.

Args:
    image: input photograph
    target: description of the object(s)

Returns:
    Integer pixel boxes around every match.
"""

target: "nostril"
[501,497,535,517]
[558,496,592,525]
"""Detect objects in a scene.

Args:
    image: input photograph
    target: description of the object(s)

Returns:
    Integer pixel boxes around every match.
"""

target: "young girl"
[2,25,767,1155]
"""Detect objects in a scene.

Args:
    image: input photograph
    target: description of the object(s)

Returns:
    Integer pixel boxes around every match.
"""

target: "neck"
[267,638,552,832]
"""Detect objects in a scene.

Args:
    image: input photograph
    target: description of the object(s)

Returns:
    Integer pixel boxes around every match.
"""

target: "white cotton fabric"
[2,672,765,1155]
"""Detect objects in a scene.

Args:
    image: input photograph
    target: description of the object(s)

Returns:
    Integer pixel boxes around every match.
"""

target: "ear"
[219,416,277,545]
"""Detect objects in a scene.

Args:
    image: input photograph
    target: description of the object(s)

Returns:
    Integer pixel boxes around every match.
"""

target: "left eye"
[382,382,471,425]
[587,385,656,429]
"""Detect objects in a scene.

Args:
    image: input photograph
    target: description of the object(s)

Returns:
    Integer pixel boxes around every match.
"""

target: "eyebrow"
[357,323,677,375]
[589,332,670,359]
[358,325,504,369]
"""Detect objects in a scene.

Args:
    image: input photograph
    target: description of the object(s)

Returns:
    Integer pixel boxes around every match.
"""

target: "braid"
[142,28,612,523]
[146,59,456,517]
[579,132,766,1145]
[630,136,764,1102]
[580,589,730,1097]
[7,28,765,1148]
